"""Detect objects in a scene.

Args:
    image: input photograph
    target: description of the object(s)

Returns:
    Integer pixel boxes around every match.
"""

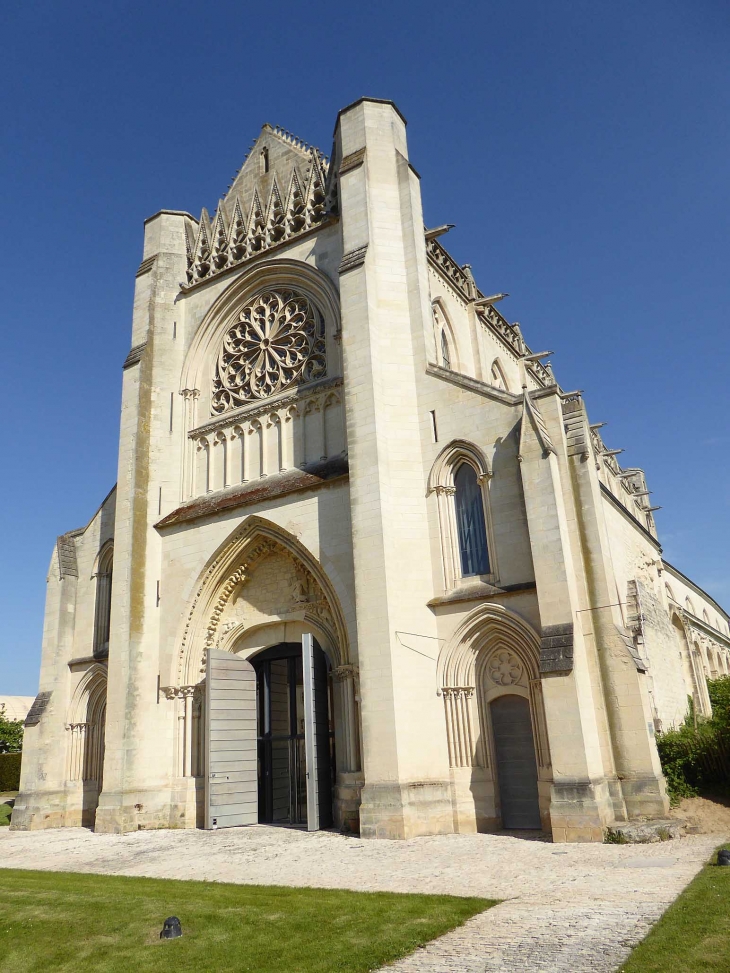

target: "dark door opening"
[490,694,541,829]
[252,641,334,828]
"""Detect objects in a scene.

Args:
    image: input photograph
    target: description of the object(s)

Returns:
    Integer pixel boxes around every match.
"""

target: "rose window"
[488,650,523,686]
[211,290,326,413]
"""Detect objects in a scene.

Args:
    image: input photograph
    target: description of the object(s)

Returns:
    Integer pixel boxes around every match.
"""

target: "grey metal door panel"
[205,649,258,830]
[302,633,319,831]
[302,633,334,832]
[490,694,542,830]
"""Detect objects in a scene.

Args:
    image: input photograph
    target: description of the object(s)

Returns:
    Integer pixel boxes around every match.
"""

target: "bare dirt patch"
[669,795,730,834]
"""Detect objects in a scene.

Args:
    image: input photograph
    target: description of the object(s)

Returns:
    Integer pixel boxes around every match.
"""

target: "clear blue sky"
[1,1,728,693]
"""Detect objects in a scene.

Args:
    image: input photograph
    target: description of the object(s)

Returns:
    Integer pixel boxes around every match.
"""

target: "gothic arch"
[437,603,551,774]
[428,439,497,587]
[67,665,107,800]
[431,298,460,371]
[174,515,350,686]
[92,541,113,658]
[179,257,342,417]
[669,609,711,718]
[438,603,540,688]
[69,663,107,725]
[489,358,510,392]
[428,439,491,494]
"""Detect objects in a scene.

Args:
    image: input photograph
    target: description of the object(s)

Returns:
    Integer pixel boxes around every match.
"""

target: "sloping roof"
[0,696,36,721]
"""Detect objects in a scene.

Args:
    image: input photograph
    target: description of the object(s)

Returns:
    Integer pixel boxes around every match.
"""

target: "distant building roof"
[0,696,36,721]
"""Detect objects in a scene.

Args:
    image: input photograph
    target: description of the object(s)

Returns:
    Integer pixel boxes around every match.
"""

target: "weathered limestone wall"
[13,489,115,829]
[336,99,454,838]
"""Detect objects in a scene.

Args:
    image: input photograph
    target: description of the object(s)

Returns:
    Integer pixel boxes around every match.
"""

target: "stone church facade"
[14,98,730,841]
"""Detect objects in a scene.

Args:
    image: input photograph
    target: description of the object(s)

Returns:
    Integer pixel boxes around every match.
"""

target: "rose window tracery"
[212,290,326,413]
[488,650,523,686]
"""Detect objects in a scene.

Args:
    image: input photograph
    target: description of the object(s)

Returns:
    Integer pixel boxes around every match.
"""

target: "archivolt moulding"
[427,439,491,495]
[174,515,350,685]
[180,257,341,413]
[437,602,540,691]
[67,663,107,725]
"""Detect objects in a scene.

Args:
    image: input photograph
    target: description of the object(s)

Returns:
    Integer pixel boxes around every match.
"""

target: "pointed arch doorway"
[205,634,334,831]
[490,694,541,830]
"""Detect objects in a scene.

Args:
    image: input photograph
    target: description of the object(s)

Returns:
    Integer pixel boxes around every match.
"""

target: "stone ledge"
[427,581,536,608]
[155,456,348,529]
[605,819,682,843]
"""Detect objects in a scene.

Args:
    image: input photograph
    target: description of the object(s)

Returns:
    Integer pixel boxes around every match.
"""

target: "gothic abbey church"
[14,98,730,841]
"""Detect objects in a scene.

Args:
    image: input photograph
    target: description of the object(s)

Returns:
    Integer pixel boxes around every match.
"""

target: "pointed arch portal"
[170,515,356,832]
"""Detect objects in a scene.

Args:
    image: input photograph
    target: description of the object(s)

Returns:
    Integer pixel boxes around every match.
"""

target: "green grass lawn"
[618,845,730,973]
[0,804,11,827]
[0,868,494,972]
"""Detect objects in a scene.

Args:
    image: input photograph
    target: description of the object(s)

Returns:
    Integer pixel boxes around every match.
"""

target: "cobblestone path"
[1,826,722,971]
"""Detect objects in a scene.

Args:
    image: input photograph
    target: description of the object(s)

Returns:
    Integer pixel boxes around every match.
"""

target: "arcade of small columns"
[672,606,730,719]
[179,380,345,501]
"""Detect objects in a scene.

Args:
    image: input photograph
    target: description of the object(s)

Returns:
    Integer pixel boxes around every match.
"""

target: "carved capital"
[440,686,475,699]
[333,664,358,682]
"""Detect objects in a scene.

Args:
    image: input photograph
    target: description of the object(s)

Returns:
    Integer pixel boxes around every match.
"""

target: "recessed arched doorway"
[251,641,334,828]
[490,694,541,830]
[205,636,335,831]
[67,666,107,829]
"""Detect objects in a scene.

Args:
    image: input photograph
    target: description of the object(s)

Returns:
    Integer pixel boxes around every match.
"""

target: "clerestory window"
[454,463,490,576]
[441,330,451,370]
[93,544,113,658]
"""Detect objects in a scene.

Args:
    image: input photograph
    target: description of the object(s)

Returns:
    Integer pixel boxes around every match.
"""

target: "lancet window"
[93,543,113,658]
[441,330,451,370]
[454,463,490,576]
[428,440,497,589]
[490,359,509,391]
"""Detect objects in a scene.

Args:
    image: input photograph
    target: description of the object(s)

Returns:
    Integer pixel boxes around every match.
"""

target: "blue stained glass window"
[454,463,490,576]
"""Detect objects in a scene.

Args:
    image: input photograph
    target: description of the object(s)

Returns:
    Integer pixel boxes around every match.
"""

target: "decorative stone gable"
[184,125,337,289]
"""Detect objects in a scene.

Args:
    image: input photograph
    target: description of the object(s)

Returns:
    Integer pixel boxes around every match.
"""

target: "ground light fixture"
[160,916,183,939]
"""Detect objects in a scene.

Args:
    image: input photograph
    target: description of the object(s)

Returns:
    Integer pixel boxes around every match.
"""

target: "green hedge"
[0,752,22,791]
[657,676,730,804]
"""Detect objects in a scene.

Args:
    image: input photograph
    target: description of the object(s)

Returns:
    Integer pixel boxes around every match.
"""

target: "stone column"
[95,211,195,834]
[562,396,669,821]
[335,98,452,838]
[518,389,618,840]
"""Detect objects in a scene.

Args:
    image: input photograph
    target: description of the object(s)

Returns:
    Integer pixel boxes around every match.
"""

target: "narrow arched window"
[454,463,490,576]
[490,360,508,391]
[93,545,113,658]
[261,147,269,174]
[441,330,451,369]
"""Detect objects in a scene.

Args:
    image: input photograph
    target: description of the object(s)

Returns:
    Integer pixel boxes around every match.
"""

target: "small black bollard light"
[160,916,183,940]
[717,850,730,867]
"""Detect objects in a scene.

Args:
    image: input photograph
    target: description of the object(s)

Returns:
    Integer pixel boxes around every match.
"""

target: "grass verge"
[618,845,730,972]
[0,868,494,972]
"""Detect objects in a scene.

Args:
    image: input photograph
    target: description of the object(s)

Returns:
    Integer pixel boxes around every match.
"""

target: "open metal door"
[205,649,258,830]
[302,633,333,831]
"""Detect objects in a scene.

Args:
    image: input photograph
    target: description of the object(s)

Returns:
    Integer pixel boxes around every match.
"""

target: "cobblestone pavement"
[1,826,723,971]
